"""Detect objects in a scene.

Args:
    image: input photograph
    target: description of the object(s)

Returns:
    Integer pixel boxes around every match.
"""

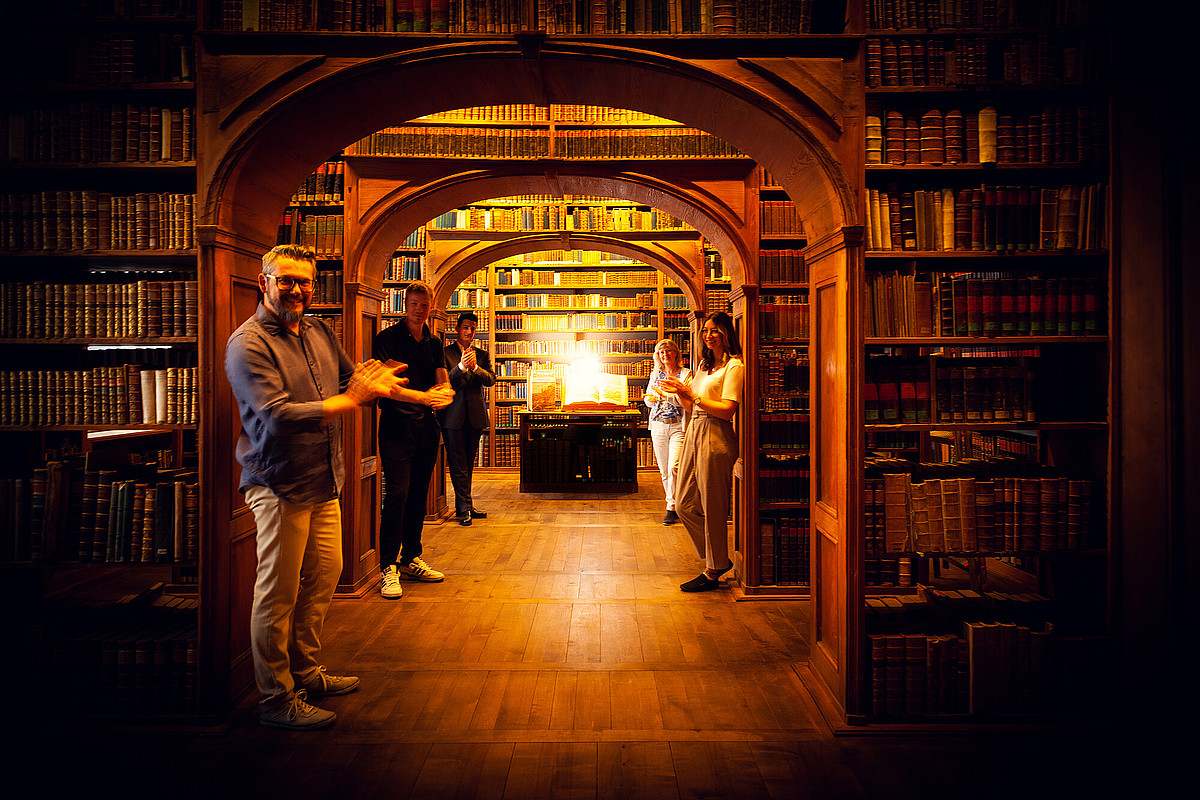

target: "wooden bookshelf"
[0,3,204,725]
[857,4,1112,723]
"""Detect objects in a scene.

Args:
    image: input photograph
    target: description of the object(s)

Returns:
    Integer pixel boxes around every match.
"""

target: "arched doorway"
[199,40,860,721]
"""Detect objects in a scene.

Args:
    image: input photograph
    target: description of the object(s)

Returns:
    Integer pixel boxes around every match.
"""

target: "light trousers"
[674,411,738,573]
[649,418,686,511]
[244,484,344,704]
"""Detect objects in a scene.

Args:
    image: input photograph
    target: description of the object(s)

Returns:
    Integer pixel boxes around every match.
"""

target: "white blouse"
[691,356,744,408]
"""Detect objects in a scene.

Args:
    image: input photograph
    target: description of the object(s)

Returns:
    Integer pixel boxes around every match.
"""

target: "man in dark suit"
[440,311,496,526]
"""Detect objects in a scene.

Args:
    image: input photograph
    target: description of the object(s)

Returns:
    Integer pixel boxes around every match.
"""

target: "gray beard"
[280,308,303,324]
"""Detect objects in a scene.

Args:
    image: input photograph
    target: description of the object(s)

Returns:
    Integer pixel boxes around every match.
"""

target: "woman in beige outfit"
[657,311,744,592]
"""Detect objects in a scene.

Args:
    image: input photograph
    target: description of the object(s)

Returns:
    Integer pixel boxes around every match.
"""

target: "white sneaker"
[380,564,403,598]
[398,556,444,582]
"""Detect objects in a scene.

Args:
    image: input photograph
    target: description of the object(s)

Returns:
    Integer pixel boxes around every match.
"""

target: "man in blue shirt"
[225,244,406,730]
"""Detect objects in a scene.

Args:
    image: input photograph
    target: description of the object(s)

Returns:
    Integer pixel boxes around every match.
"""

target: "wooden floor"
[23,471,1132,799]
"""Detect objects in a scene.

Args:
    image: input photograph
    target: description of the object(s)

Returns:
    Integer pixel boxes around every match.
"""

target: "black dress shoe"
[470,509,487,519]
[458,515,472,526]
[680,573,719,592]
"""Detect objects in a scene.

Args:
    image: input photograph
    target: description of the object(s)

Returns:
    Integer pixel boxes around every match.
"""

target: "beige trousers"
[244,485,344,704]
[675,411,738,573]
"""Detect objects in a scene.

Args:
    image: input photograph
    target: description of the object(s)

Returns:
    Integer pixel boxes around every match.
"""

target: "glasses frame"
[265,274,315,292]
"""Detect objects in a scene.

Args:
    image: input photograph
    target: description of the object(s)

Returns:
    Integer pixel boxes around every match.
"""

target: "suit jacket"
[439,340,496,430]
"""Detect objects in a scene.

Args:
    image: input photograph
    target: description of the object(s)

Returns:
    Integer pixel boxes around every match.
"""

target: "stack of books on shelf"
[759,200,805,238]
[5,452,199,565]
[288,160,345,205]
[0,191,197,252]
[276,211,343,257]
[3,103,196,164]
[33,32,194,85]
[45,587,197,718]
[0,362,199,427]
[867,105,1107,167]
[863,460,1092,555]
[865,271,1104,338]
[865,182,1107,252]
[312,268,344,305]
[759,249,808,283]
[759,294,809,339]
[759,453,809,504]
[866,34,1106,88]
[0,279,198,340]
[759,512,810,587]
[387,252,425,283]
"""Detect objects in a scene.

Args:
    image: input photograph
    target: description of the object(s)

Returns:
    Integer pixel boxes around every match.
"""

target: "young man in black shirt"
[373,281,455,599]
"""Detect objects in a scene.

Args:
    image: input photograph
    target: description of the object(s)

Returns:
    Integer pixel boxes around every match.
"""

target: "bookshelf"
[858,3,1112,722]
[1,3,204,723]
[210,1,817,35]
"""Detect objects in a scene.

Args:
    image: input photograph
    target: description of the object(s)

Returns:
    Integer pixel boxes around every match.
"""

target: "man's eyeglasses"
[266,274,314,292]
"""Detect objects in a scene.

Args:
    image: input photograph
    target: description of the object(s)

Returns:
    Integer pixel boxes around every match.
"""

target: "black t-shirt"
[372,321,443,423]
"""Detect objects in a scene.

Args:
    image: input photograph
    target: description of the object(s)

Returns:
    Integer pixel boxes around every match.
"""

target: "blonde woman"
[658,312,744,592]
[644,338,692,525]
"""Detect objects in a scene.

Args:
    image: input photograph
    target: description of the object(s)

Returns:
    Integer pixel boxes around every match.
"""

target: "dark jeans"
[379,414,440,569]
[443,425,483,517]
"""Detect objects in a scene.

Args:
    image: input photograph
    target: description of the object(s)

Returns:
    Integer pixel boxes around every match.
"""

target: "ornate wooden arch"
[198,39,857,266]
[423,232,704,310]
[344,157,756,302]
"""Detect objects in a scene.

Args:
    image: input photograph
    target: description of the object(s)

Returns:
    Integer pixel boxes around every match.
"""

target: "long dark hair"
[698,311,741,372]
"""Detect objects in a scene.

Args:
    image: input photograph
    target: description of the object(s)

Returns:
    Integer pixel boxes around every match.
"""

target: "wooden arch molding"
[198,38,858,279]
[423,232,703,311]
[345,158,756,301]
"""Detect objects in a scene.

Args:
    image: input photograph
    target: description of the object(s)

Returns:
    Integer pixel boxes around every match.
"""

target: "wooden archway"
[198,38,861,723]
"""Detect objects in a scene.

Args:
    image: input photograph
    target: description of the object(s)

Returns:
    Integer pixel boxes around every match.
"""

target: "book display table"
[518,411,640,493]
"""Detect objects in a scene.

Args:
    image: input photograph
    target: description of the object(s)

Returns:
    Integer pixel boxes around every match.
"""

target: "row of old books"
[759,513,810,586]
[865,555,914,587]
[0,191,196,252]
[276,211,344,257]
[495,268,654,287]
[759,249,808,283]
[387,254,426,282]
[2,104,195,164]
[554,128,742,159]
[759,345,809,395]
[349,125,741,159]
[866,35,1106,88]
[420,105,668,125]
[288,160,345,205]
[865,183,1107,252]
[636,436,657,468]
[866,270,1104,338]
[497,292,657,309]
[663,312,689,330]
[759,294,809,339]
[760,413,809,450]
[0,280,198,340]
[446,287,489,310]
[36,32,194,85]
[217,1,812,35]
[759,200,805,238]
[868,621,1054,717]
[350,126,550,158]
[0,365,199,427]
[867,0,1103,31]
[491,432,520,466]
[431,205,688,232]
[865,360,932,424]
[863,465,1092,554]
[867,104,1107,166]
[867,586,1054,631]
[4,456,199,564]
[706,287,730,314]
[493,311,657,331]
[760,454,809,504]
[517,248,637,265]
[933,359,1037,424]
[495,338,658,356]
[46,591,198,718]
[309,269,344,306]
